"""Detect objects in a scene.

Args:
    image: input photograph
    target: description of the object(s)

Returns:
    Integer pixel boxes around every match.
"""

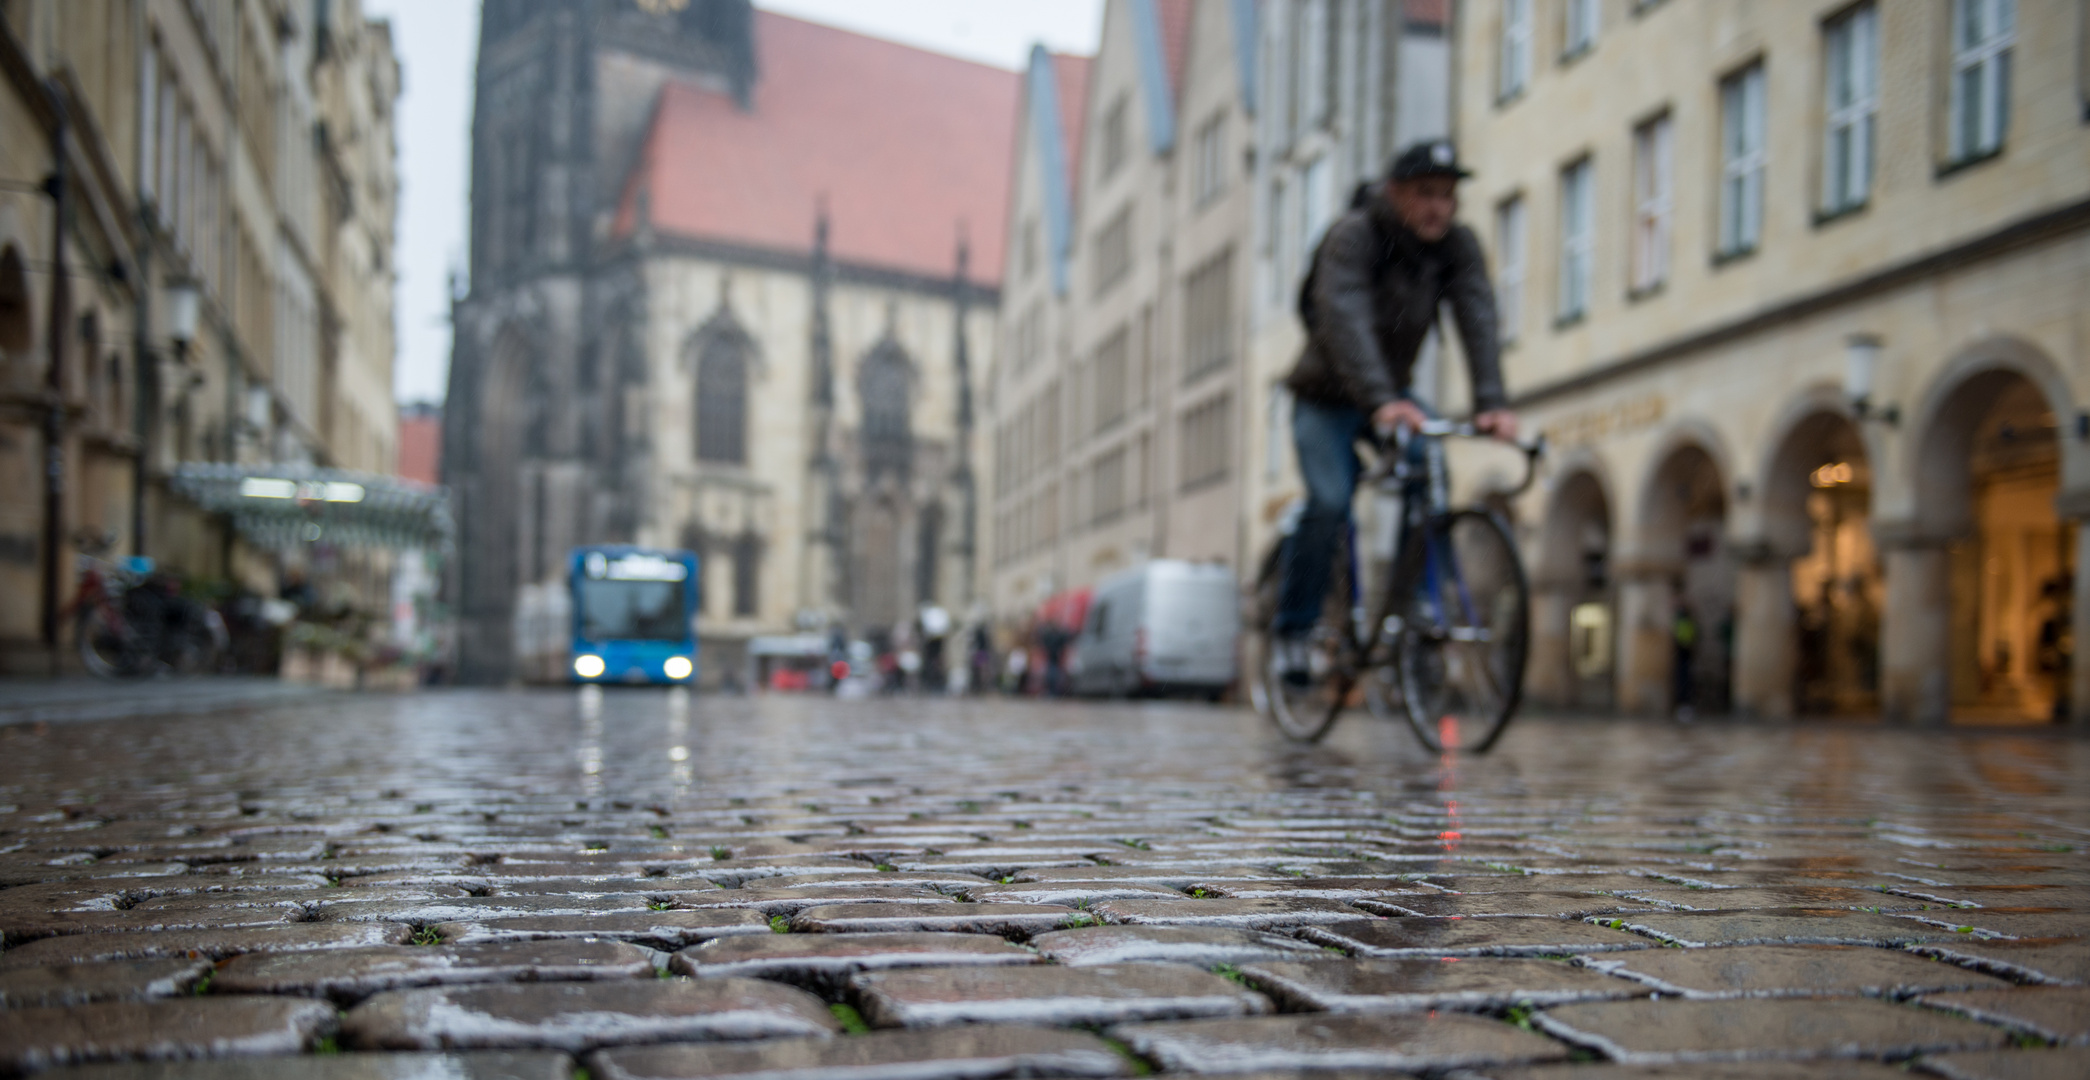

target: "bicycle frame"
[1345,423,1543,666]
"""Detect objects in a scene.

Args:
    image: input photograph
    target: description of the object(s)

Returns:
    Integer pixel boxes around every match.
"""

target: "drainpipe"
[40,78,71,665]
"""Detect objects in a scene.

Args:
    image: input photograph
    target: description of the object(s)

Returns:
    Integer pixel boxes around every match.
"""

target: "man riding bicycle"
[1275,140,1520,679]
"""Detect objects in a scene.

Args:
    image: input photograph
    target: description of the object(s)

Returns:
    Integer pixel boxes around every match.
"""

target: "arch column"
[1876,520,1952,727]
[1731,539,1799,718]
[1525,577,1576,708]
[2064,489,2090,727]
[1613,552,1679,716]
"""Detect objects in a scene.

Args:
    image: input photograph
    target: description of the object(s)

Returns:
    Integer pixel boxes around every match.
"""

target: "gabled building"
[989,0,1260,621]
[989,0,1454,647]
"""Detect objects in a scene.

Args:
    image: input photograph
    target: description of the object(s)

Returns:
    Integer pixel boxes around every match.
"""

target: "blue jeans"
[1275,397,1427,636]
[1275,399,1369,636]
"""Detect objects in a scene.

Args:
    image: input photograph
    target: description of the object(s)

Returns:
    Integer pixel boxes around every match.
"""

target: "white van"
[1067,560,1239,698]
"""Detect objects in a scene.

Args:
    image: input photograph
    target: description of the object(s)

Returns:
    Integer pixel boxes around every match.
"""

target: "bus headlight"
[573,654,606,679]
[663,656,694,680]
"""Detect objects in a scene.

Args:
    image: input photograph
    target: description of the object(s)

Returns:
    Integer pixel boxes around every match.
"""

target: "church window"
[858,337,912,480]
[695,328,750,464]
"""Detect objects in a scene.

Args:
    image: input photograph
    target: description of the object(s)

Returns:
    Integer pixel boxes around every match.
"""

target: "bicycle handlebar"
[1369,419,1548,498]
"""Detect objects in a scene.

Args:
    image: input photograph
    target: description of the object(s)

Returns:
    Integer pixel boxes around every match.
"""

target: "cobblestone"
[0,690,2083,1076]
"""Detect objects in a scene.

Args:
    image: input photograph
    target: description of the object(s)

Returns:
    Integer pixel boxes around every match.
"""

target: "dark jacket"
[1283,195,1506,415]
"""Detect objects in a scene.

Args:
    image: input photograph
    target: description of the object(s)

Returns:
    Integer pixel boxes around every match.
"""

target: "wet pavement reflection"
[0,691,2084,1077]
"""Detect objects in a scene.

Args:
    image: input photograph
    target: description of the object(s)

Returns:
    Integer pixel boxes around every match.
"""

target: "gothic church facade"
[447,0,1015,683]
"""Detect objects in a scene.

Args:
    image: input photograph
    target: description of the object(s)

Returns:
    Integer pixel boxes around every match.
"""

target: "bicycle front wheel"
[76,605,134,678]
[1394,510,1530,753]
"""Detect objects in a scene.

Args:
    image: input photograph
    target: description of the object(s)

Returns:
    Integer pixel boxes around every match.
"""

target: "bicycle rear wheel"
[76,605,135,678]
[1247,538,1351,743]
[1394,510,1529,753]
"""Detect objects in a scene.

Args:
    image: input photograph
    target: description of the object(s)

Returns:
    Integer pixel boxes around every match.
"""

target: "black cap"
[1388,140,1472,181]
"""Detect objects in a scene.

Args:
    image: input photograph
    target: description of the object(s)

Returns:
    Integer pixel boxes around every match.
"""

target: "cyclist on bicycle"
[1275,140,1519,679]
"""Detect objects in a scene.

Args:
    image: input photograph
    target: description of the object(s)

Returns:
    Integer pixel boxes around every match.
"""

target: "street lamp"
[163,277,199,361]
[1844,332,1898,426]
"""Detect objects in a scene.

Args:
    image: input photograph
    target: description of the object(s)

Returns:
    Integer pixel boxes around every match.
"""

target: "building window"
[1092,205,1133,297]
[1015,301,1044,375]
[1500,0,1534,100]
[1295,0,1331,133]
[0,245,30,353]
[1091,447,1127,526]
[695,329,751,464]
[1182,249,1235,383]
[1266,177,1290,303]
[1300,157,1333,273]
[1557,158,1594,322]
[1265,383,1291,481]
[1020,216,1039,279]
[1949,0,2015,162]
[1179,393,1232,490]
[1631,113,1673,292]
[1494,197,1526,343]
[1193,113,1227,207]
[916,502,943,605]
[1718,63,1767,257]
[1101,94,1130,180]
[1093,325,1129,433]
[1564,0,1600,57]
[1823,4,1879,213]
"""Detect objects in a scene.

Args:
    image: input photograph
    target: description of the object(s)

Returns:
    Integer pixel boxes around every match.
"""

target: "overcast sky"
[365,0,1105,407]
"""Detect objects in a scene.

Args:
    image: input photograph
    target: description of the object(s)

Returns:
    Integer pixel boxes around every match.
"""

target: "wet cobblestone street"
[0,689,2085,1079]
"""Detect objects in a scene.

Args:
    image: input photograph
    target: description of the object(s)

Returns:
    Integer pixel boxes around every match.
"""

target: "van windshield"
[578,579,688,642]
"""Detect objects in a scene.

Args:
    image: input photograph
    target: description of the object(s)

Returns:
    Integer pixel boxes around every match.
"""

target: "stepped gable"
[1050,53,1094,197]
[613,11,1021,285]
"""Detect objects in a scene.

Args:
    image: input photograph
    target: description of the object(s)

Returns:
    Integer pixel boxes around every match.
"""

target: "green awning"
[169,462,454,552]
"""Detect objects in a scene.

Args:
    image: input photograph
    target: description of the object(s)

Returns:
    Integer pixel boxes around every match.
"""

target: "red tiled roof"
[614,12,1021,285]
[1156,0,1193,101]
[1050,52,1093,197]
[1405,0,1449,29]
[396,411,441,487]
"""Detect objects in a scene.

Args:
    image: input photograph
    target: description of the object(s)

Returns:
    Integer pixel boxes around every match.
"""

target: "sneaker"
[1275,635,1314,688]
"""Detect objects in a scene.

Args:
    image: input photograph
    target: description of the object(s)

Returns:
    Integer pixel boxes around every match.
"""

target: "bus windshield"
[577,578,688,643]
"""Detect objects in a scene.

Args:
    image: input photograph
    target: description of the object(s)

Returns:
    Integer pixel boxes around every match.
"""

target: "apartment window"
[1193,113,1227,207]
[1179,394,1232,490]
[1500,0,1534,100]
[1134,432,1151,507]
[1565,0,1600,57]
[1949,0,2015,162]
[1718,63,1767,256]
[1631,113,1674,292]
[1557,159,1594,322]
[1093,326,1129,433]
[1495,197,1526,343]
[1092,206,1133,297]
[1295,0,1331,132]
[1823,5,1879,213]
[1182,250,1235,382]
[1267,177,1291,302]
[1014,301,1044,375]
[1101,94,1130,180]
[1091,447,1127,526]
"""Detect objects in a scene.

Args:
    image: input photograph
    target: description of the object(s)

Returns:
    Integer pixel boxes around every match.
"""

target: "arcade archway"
[1626,443,1732,715]
[1529,470,1614,711]
[1888,355,2076,724]
[1751,410,1878,716]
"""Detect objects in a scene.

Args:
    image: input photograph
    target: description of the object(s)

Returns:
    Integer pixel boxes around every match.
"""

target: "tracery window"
[692,314,753,465]
[858,336,912,481]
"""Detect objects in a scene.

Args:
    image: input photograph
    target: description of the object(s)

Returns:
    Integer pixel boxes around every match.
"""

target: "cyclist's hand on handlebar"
[1474,409,1521,443]
[1371,400,1431,439]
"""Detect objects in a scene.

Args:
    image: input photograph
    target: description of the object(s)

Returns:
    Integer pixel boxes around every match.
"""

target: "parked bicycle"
[1247,419,1543,751]
[68,536,224,677]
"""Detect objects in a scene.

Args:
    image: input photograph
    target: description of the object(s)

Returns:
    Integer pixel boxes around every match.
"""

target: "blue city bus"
[568,545,700,684]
